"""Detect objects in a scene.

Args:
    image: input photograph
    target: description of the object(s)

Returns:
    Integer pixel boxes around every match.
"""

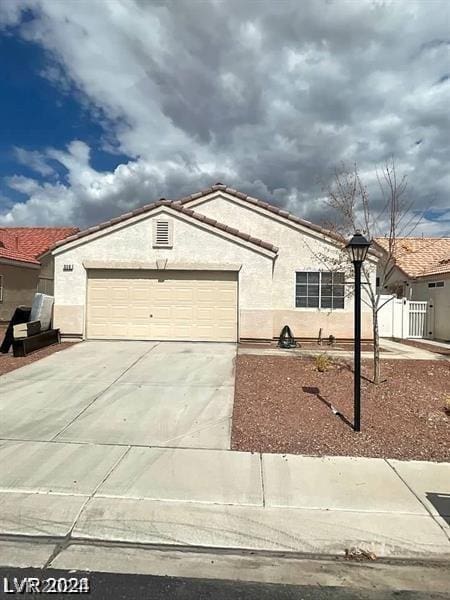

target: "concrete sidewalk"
[0,444,448,563]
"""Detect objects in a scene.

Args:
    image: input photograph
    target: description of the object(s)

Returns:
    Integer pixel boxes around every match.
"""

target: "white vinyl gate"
[378,295,428,339]
[408,301,427,338]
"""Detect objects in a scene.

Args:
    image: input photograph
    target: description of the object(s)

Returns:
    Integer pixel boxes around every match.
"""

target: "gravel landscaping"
[232,355,450,462]
[0,341,77,376]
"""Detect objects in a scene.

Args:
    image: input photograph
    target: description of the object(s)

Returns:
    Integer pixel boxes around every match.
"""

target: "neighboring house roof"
[374,237,450,278]
[0,227,79,266]
[47,200,279,255]
[0,246,40,265]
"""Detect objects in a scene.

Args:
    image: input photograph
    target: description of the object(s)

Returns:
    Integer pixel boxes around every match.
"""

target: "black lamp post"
[345,231,372,432]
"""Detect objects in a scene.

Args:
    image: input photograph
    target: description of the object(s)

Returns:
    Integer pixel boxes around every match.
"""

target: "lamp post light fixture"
[345,231,372,432]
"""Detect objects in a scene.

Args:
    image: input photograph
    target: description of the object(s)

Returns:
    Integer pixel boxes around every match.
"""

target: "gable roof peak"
[46,197,278,256]
[178,184,346,245]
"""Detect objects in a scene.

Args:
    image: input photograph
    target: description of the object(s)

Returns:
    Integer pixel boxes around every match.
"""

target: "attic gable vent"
[153,219,173,248]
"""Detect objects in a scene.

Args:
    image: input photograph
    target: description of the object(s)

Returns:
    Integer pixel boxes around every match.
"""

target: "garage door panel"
[216,307,236,320]
[129,324,152,338]
[88,323,107,338]
[130,287,151,302]
[129,309,150,320]
[90,287,109,301]
[87,270,237,342]
[89,306,108,320]
[171,287,194,301]
[151,321,173,338]
[111,285,130,298]
[172,324,192,338]
[110,305,129,320]
[153,289,173,303]
[109,323,130,337]
[197,307,213,320]
[154,306,171,319]
[172,307,194,320]
[220,289,237,302]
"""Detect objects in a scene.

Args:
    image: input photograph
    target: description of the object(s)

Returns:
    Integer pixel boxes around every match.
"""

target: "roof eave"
[0,257,41,269]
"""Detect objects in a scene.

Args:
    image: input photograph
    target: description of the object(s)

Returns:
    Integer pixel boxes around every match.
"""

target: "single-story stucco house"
[41,184,376,342]
[0,227,79,322]
[374,237,450,341]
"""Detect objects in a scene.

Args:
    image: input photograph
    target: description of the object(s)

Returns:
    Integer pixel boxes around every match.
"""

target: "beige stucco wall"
[378,263,411,297]
[189,194,375,339]
[0,263,39,322]
[410,275,450,340]
[53,210,274,338]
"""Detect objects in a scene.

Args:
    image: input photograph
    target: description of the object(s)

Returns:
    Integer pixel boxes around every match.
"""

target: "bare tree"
[315,158,422,384]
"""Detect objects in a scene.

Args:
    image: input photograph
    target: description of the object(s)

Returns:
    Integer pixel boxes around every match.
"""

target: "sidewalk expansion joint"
[384,459,450,542]
[42,445,132,568]
[259,453,265,507]
[0,437,234,452]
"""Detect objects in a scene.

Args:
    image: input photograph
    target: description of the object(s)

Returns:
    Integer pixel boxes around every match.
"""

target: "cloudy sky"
[0,0,448,235]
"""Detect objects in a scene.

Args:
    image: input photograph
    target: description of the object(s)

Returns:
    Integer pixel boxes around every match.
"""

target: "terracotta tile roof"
[48,200,279,254]
[374,237,450,278]
[0,246,40,265]
[0,227,79,266]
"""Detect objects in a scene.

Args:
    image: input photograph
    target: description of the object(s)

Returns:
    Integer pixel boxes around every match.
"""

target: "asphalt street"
[0,568,449,600]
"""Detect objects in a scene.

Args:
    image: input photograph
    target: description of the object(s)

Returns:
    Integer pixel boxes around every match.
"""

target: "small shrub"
[315,353,331,373]
[444,396,450,415]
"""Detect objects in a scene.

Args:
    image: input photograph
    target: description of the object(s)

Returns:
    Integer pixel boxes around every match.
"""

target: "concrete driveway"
[0,341,236,449]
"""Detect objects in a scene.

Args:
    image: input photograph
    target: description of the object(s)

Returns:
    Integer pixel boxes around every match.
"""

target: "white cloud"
[0,0,448,235]
[13,147,54,177]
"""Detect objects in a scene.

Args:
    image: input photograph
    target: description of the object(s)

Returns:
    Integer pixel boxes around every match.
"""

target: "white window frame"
[0,274,3,302]
[152,219,173,248]
[294,270,346,311]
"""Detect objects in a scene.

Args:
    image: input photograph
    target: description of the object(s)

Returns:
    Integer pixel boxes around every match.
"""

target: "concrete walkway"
[239,338,450,361]
[0,340,449,568]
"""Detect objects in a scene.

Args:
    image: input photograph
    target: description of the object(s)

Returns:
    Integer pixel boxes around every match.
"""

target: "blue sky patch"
[0,30,130,199]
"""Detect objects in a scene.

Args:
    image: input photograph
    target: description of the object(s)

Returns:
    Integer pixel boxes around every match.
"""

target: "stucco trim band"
[82,260,243,271]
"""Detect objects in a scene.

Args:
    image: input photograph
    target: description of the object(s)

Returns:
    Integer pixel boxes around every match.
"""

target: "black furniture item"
[0,306,32,354]
[278,325,298,348]
[12,329,61,357]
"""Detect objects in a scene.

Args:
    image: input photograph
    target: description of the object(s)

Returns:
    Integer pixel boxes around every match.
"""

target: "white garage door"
[86,269,237,342]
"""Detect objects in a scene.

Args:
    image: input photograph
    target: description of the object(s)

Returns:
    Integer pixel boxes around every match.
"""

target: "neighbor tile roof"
[0,246,40,265]
[0,227,79,266]
[374,237,450,278]
[48,200,279,254]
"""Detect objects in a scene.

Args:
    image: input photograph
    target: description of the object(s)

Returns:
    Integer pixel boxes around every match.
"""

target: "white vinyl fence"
[377,295,428,339]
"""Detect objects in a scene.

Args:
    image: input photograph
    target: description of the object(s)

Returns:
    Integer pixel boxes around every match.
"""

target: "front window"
[295,271,345,309]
